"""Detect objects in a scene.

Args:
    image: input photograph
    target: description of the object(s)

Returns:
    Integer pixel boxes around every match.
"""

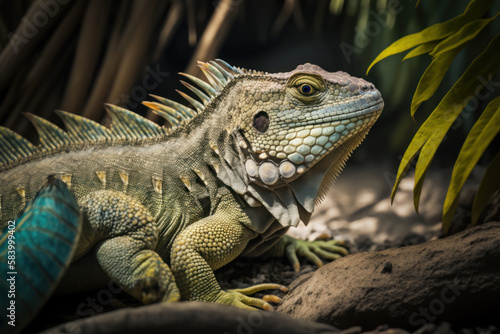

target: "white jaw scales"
[242,109,381,187]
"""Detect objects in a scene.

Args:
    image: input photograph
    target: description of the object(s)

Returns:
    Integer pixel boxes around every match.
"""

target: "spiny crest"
[0,59,243,171]
[0,107,166,170]
[238,68,268,76]
[143,59,243,125]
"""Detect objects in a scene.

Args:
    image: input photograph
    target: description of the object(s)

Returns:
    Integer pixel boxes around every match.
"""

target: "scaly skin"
[80,190,180,304]
[0,60,383,316]
[170,188,256,305]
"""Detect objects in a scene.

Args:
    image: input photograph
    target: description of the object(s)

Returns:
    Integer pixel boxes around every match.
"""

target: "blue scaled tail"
[0,177,81,334]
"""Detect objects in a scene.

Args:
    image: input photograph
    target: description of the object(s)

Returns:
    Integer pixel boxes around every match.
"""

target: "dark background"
[0,0,499,194]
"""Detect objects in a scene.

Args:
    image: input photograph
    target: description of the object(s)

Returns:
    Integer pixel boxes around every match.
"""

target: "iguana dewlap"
[0,60,383,332]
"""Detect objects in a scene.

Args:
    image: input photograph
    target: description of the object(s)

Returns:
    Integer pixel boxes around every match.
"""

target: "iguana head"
[146,60,383,228]
[230,63,383,194]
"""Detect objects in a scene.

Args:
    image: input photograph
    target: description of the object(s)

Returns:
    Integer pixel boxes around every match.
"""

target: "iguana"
[0,60,383,332]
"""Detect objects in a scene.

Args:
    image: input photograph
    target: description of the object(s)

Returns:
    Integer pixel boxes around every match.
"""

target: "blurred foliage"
[328,0,469,156]
[0,0,435,153]
[0,0,246,139]
[368,0,500,234]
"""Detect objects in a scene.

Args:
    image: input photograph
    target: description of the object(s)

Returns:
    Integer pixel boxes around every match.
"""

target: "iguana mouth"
[240,100,383,188]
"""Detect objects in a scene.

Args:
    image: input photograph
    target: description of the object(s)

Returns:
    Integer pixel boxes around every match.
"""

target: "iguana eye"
[300,84,314,95]
[287,73,325,103]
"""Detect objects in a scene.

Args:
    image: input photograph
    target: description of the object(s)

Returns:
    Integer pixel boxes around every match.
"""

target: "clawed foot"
[284,235,348,272]
[132,275,180,304]
[214,283,289,311]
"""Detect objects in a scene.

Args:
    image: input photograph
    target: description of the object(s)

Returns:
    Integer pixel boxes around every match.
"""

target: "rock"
[278,222,500,331]
[40,301,339,334]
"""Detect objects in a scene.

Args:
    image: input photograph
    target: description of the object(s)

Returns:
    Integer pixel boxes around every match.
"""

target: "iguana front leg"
[170,191,286,310]
[80,190,180,304]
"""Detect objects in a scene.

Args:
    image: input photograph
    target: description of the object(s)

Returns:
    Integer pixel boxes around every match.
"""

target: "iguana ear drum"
[253,111,269,133]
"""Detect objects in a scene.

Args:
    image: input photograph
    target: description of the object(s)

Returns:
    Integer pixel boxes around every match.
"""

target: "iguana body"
[0,60,383,330]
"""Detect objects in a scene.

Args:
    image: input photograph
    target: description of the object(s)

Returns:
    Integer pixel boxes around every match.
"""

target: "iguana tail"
[0,177,81,334]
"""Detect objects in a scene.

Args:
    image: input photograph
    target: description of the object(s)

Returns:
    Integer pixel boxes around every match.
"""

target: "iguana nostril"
[348,83,358,93]
[253,111,269,133]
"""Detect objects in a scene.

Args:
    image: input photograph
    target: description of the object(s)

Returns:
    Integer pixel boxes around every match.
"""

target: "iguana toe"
[214,291,273,311]
[133,277,160,304]
[231,283,289,295]
[263,294,283,304]
[214,283,288,311]
[284,236,349,272]
[132,275,180,304]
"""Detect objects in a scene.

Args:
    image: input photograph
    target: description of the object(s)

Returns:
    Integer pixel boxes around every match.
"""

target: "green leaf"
[410,13,500,117]
[431,13,500,57]
[391,33,500,205]
[402,41,438,61]
[410,48,461,117]
[367,0,493,74]
[471,150,500,225]
[412,150,433,215]
[442,96,500,234]
[412,133,438,213]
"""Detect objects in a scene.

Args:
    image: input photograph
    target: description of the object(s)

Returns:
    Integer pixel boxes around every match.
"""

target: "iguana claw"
[283,235,348,272]
[214,283,288,311]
